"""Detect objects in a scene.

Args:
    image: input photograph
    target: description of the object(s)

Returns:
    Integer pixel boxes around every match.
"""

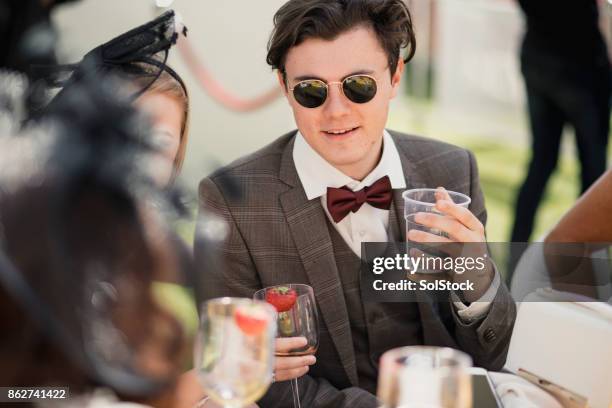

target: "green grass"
[388,102,611,243]
[153,282,199,336]
[442,134,581,242]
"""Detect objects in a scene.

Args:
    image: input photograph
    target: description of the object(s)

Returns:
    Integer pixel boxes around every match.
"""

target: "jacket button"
[483,328,497,343]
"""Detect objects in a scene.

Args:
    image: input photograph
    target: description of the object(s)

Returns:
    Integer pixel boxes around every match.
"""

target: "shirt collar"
[293,130,406,200]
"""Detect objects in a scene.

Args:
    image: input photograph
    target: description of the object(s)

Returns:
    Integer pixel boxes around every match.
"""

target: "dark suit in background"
[511,0,611,244]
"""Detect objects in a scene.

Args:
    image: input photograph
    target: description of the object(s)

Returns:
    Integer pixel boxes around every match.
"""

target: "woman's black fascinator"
[42,9,188,108]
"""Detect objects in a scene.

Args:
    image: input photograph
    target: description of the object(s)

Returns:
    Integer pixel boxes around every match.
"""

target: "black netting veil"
[39,9,187,108]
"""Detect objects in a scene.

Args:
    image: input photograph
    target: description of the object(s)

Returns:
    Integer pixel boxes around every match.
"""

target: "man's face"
[281,25,403,179]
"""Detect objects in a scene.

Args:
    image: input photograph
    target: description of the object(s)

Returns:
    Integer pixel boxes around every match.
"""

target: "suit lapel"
[388,131,460,347]
[390,191,405,241]
[389,130,428,242]
[279,136,359,386]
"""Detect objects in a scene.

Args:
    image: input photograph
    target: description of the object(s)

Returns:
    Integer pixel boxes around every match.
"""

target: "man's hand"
[407,187,485,243]
[274,337,317,382]
[406,187,493,301]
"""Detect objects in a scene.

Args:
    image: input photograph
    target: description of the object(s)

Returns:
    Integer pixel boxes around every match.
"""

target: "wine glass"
[194,297,277,408]
[254,284,319,408]
[377,346,473,408]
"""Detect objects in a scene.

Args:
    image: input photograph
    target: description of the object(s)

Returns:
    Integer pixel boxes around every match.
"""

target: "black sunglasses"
[289,74,378,108]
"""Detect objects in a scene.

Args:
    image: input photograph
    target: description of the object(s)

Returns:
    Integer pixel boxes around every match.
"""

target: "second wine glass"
[254,283,319,408]
[194,297,277,408]
[377,346,473,408]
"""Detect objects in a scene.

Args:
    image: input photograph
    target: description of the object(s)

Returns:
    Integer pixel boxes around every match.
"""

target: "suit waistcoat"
[325,200,423,394]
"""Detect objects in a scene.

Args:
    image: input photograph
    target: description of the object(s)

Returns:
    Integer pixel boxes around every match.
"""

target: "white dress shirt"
[294,130,405,257]
[292,130,495,321]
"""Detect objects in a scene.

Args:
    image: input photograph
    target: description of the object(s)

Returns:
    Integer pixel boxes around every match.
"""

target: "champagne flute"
[377,346,473,408]
[194,297,277,408]
[254,284,319,408]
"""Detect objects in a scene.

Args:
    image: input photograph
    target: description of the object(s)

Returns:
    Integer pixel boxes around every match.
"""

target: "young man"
[195,1,516,406]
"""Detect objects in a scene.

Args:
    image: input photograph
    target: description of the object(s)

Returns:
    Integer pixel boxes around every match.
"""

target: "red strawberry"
[265,286,297,312]
[234,306,269,336]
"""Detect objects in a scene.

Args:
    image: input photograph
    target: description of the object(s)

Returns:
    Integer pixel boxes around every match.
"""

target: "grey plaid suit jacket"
[195,130,516,408]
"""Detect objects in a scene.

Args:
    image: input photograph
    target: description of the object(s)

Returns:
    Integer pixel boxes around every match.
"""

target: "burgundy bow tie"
[326,175,393,223]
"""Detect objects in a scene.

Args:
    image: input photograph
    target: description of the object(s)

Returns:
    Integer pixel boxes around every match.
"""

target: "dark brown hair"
[0,181,186,405]
[267,0,416,84]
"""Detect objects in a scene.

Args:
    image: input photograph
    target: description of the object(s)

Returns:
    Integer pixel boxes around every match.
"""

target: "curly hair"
[266,0,416,84]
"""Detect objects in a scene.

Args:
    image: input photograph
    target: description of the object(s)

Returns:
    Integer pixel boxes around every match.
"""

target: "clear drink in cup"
[402,188,471,274]
[402,188,471,239]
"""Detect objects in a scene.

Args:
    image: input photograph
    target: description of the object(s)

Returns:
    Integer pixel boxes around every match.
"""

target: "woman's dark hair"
[266,0,416,84]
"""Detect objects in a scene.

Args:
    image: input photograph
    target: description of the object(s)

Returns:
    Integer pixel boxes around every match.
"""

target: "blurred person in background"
[41,10,190,189]
[510,0,611,248]
[544,169,612,299]
[0,0,79,74]
[511,170,612,302]
[38,11,194,291]
[0,10,234,407]
[134,65,189,188]
[0,0,81,112]
[0,66,197,407]
[544,169,612,300]
[545,169,612,244]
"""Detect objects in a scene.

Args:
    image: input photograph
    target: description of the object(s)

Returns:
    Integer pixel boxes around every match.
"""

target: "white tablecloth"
[489,372,562,408]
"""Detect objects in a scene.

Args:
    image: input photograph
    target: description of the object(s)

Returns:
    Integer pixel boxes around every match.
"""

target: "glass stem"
[195,398,242,408]
[291,378,301,408]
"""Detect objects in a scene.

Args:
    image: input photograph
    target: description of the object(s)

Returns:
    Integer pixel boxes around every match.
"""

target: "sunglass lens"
[293,80,327,108]
[343,75,377,103]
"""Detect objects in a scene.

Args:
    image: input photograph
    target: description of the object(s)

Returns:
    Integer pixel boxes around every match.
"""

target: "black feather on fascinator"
[42,9,188,106]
